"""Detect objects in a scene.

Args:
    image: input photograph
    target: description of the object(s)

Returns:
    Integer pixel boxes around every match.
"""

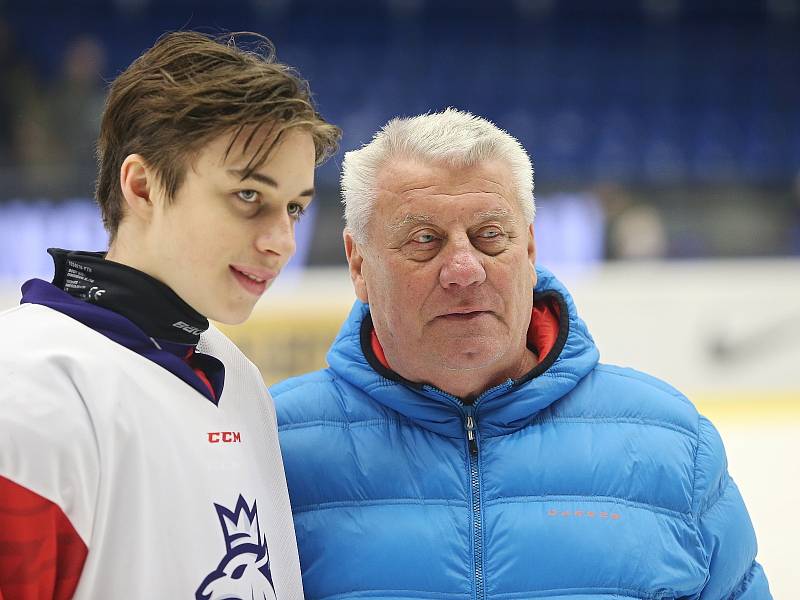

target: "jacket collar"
[326,266,600,438]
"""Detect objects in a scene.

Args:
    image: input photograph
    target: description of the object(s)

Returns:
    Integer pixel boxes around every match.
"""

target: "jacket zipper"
[465,412,478,455]
[425,384,505,600]
[463,404,484,600]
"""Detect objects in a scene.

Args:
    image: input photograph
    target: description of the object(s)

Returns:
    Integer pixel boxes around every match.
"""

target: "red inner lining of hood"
[529,295,561,363]
[370,295,562,371]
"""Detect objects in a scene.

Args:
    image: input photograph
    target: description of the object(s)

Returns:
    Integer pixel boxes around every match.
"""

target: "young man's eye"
[236,190,259,203]
[287,202,306,220]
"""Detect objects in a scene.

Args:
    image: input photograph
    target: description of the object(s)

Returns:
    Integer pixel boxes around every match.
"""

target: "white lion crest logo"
[196,495,277,600]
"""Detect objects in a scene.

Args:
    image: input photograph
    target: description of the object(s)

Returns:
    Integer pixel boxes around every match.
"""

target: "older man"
[272,109,770,599]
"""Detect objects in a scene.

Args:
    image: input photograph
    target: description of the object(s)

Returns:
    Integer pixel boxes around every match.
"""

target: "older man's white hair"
[341,108,535,243]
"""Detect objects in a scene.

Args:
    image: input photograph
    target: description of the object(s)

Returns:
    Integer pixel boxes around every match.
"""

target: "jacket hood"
[326,265,600,438]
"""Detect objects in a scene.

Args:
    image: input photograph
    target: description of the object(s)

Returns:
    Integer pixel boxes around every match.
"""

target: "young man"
[0,31,340,599]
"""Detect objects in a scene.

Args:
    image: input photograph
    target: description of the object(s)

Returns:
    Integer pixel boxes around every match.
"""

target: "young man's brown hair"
[96,30,341,239]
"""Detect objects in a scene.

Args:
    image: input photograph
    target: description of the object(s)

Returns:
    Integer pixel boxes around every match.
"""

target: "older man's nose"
[439,245,486,288]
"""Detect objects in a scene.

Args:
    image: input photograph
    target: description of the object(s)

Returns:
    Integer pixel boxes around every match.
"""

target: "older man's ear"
[344,230,369,303]
[528,224,537,287]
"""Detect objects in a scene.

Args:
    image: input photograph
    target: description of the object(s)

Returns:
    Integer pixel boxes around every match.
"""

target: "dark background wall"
[1,0,799,267]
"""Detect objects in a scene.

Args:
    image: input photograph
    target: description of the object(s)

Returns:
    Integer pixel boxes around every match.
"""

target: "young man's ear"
[344,230,369,303]
[119,154,154,222]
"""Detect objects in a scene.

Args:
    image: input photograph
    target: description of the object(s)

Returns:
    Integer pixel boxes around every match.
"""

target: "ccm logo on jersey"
[208,431,242,443]
[173,320,204,336]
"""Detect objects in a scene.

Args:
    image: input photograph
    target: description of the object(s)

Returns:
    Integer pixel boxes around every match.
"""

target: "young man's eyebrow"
[228,168,278,187]
[227,169,315,197]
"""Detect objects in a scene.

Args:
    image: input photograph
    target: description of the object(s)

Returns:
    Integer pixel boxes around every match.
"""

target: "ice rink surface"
[707,414,798,598]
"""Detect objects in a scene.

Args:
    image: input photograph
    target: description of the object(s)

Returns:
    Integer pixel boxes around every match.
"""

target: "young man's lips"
[229,265,276,296]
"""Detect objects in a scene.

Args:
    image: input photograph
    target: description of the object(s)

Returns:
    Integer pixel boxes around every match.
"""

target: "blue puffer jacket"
[272,267,770,600]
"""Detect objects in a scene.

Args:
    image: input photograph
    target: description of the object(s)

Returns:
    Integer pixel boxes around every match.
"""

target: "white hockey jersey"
[0,303,304,599]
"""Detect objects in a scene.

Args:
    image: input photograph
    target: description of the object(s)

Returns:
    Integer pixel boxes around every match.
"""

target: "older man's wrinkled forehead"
[369,158,529,247]
[375,156,519,208]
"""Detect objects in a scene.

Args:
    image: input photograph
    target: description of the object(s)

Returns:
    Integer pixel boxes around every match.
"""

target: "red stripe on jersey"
[184,348,217,401]
[0,475,87,600]
[193,368,217,401]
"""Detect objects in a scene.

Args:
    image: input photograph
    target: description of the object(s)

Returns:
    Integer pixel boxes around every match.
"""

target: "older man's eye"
[478,227,503,239]
[236,190,259,203]
[412,232,437,244]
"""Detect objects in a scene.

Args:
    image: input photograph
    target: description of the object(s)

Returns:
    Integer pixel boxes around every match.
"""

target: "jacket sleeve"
[693,416,772,599]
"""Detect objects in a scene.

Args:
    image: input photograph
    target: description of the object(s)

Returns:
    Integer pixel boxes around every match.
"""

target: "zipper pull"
[465,413,478,455]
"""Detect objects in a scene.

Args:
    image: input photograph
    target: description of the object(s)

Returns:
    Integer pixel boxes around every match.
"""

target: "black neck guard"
[48,248,210,345]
